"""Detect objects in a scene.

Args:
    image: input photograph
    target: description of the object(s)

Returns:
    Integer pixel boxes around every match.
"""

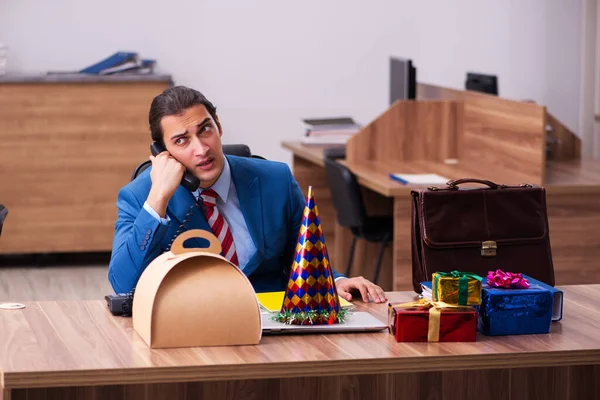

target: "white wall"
[543,1,583,142]
[0,0,583,163]
[579,0,596,159]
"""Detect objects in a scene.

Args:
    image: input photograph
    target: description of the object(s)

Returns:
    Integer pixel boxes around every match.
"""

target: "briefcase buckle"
[481,241,497,257]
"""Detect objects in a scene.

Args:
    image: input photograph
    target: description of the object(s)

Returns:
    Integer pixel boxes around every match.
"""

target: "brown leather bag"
[411,178,555,293]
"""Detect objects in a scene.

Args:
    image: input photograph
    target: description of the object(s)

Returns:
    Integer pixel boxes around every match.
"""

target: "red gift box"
[388,300,477,342]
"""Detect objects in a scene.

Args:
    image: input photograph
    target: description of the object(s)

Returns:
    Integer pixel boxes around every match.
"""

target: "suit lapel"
[228,156,265,256]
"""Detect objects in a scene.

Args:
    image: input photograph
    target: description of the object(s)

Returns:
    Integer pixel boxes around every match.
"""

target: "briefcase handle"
[446,178,504,189]
[427,178,534,191]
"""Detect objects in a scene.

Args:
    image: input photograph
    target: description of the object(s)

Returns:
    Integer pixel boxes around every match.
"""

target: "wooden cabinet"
[0,75,171,255]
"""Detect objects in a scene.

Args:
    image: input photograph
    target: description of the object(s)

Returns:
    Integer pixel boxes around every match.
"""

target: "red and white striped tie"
[200,188,239,266]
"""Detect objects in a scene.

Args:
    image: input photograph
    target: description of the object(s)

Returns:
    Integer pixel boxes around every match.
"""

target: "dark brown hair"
[149,86,220,145]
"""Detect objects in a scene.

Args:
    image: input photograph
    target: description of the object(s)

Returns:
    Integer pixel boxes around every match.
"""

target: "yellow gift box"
[432,271,482,306]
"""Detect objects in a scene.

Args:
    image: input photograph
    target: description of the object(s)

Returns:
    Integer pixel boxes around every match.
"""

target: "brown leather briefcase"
[411,178,555,293]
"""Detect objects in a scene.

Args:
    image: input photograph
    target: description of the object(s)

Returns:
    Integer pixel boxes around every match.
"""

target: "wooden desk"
[283,141,600,291]
[1,285,599,400]
[0,74,171,256]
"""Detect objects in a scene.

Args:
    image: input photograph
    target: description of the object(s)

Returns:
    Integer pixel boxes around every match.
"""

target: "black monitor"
[465,72,498,95]
[390,56,416,104]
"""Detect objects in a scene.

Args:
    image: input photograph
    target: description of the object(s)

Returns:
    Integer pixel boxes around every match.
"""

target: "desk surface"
[282,141,600,196]
[1,285,600,390]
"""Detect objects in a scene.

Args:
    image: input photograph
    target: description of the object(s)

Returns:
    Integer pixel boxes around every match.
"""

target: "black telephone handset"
[150,142,200,192]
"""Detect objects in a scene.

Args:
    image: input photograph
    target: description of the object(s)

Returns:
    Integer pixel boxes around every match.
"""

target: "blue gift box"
[477,280,553,336]
[522,275,563,322]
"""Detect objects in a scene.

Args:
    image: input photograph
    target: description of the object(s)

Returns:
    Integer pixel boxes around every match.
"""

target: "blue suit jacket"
[108,155,343,294]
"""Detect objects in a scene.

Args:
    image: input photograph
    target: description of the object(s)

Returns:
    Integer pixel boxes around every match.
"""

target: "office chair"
[323,147,346,160]
[323,157,393,285]
[131,144,264,181]
[0,204,7,237]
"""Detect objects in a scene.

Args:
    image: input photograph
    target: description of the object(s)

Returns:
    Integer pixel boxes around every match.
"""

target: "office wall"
[0,0,583,163]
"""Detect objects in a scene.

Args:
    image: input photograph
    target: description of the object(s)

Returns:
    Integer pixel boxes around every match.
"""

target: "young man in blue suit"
[108,86,386,303]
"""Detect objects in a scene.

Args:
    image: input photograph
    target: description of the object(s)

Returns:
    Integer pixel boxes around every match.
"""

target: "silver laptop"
[261,311,388,334]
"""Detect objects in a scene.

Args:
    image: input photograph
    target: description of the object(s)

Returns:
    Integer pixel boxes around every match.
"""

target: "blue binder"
[80,51,138,75]
[522,274,563,322]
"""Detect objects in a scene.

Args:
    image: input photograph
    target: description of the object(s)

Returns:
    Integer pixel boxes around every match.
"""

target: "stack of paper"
[300,117,361,146]
[389,173,449,185]
[420,283,433,300]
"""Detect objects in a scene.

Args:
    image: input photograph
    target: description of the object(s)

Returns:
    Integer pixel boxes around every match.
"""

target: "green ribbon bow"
[433,270,483,305]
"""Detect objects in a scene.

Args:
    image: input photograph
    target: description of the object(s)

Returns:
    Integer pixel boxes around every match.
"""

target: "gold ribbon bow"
[389,298,473,342]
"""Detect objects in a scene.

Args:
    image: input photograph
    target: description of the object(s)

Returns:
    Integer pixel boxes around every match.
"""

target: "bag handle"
[170,229,222,255]
[445,178,503,190]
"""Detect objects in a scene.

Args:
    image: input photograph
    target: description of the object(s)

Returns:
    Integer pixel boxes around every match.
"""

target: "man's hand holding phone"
[146,151,186,218]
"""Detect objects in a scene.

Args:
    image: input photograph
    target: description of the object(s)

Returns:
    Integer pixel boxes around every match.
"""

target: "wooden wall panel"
[546,192,600,285]
[568,364,600,398]
[392,371,443,399]
[509,367,569,400]
[419,83,581,165]
[393,196,413,291]
[346,101,461,164]
[9,365,600,400]
[417,83,547,184]
[441,369,509,400]
[546,111,581,161]
[462,100,545,184]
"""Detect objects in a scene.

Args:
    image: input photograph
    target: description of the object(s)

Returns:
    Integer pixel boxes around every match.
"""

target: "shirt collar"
[195,156,231,202]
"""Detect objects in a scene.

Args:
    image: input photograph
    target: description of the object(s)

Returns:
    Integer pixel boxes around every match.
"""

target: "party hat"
[273,186,348,325]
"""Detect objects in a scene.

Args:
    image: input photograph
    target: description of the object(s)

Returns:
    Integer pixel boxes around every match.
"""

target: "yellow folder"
[256,291,353,313]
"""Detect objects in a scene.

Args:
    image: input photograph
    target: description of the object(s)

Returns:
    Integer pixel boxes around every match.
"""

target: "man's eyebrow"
[194,118,211,132]
[169,118,211,141]
[170,131,187,141]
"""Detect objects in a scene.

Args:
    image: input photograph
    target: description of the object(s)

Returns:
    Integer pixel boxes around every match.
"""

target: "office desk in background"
[1,285,600,400]
[0,74,172,256]
[283,141,600,291]
[283,82,600,291]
